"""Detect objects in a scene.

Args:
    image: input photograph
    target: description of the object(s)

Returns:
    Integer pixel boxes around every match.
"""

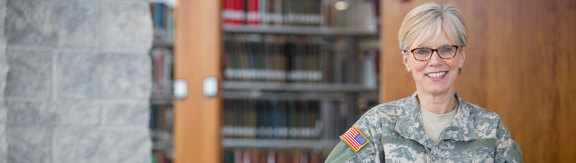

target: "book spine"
[278,100,288,138]
[153,3,164,30]
[164,49,173,93]
[222,0,234,26]
[273,0,283,26]
[284,37,295,83]
[152,48,165,92]
[165,7,175,42]
[247,0,261,26]
[263,0,272,26]
[231,0,245,25]
[150,49,158,92]
[287,99,296,139]
[247,99,258,138]
[256,100,265,138]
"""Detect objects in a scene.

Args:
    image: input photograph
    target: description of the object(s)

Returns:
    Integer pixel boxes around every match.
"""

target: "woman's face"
[402,31,465,96]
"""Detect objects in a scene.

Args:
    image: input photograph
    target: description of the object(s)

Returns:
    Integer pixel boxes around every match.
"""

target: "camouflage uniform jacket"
[326,93,523,162]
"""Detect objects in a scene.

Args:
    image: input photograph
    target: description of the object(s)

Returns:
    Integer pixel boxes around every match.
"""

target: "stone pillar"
[3,0,153,162]
[0,0,8,162]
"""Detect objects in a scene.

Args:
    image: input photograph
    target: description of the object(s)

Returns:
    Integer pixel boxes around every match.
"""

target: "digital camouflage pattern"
[326,93,523,163]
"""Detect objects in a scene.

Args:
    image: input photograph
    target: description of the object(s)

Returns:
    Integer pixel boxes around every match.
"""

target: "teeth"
[426,72,446,78]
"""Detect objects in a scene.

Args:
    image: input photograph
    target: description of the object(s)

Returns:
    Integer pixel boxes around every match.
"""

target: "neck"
[417,90,457,114]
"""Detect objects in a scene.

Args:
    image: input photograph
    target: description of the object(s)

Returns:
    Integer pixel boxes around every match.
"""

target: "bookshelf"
[219,0,381,162]
[149,2,175,163]
[173,0,381,162]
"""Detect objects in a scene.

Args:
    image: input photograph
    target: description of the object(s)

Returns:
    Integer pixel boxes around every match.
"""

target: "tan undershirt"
[421,106,458,143]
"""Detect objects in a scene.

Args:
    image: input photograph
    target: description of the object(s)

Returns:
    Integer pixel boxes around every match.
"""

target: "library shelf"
[150,92,174,105]
[151,130,173,151]
[222,138,338,150]
[152,39,174,48]
[222,81,378,92]
[222,90,355,100]
[168,0,384,161]
[223,26,378,37]
[152,141,172,151]
[148,0,177,6]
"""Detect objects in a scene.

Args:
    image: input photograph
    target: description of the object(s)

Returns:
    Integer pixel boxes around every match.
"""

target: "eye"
[439,45,455,53]
[414,48,431,55]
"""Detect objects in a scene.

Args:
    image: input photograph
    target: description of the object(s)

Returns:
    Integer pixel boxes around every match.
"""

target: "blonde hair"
[398,3,467,51]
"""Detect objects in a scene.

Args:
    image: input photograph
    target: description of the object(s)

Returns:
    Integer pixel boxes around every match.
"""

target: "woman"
[326,3,522,162]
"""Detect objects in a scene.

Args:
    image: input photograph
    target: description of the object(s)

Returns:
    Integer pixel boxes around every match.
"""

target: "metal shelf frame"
[223,26,378,37]
[222,81,378,92]
[222,138,339,150]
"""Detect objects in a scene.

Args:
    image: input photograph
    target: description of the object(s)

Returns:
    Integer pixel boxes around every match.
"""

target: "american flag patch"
[341,126,369,152]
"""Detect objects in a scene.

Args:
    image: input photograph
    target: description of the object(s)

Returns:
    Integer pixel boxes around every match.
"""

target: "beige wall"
[379,0,576,162]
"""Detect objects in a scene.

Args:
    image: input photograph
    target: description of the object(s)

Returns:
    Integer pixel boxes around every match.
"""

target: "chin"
[423,85,451,95]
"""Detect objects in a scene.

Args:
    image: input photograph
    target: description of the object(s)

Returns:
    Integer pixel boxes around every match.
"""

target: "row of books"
[222,99,322,139]
[150,104,174,139]
[150,48,174,94]
[151,150,173,163]
[222,0,323,27]
[150,2,176,162]
[150,3,175,43]
[224,34,371,84]
[150,104,174,163]
[223,149,324,163]
[325,0,380,30]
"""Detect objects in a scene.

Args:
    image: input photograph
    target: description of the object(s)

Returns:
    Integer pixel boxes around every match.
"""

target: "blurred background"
[0,0,574,163]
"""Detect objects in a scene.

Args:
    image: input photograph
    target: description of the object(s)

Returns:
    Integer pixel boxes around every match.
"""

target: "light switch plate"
[173,79,188,99]
[203,77,218,97]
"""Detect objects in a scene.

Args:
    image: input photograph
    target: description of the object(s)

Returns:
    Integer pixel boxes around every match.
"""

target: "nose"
[427,51,443,66]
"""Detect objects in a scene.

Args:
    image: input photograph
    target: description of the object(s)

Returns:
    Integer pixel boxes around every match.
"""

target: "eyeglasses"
[403,45,463,61]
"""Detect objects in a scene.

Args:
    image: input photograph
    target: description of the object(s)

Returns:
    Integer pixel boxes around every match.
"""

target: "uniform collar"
[394,92,477,148]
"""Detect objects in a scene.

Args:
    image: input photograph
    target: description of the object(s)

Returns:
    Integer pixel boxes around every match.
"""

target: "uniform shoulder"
[463,101,502,121]
[343,97,411,156]
[462,101,508,139]
[355,97,413,131]
[363,97,411,119]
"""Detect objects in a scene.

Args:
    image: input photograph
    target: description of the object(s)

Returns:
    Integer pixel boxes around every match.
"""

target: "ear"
[402,51,411,72]
[458,47,466,68]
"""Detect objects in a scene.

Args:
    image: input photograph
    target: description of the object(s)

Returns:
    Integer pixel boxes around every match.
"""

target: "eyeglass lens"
[412,45,457,61]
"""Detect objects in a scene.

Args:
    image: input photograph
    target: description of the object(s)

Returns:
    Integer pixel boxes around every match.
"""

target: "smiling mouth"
[426,71,447,78]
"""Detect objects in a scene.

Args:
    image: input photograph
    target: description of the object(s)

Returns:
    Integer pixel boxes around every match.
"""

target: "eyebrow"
[416,44,452,49]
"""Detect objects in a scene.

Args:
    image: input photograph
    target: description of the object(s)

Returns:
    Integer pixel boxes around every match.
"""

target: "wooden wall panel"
[379,0,576,162]
[174,0,222,163]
